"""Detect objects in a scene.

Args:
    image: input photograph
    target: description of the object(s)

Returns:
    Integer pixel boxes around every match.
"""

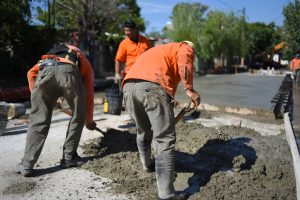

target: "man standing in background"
[114,19,150,82]
[290,53,300,82]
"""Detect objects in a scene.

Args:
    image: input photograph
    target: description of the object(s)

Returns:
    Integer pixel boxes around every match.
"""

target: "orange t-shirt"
[27,44,95,124]
[123,42,194,97]
[115,34,150,74]
[290,58,300,71]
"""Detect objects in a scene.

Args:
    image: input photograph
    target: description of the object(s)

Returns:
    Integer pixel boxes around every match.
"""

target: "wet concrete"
[1,73,296,200]
[175,73,284,110]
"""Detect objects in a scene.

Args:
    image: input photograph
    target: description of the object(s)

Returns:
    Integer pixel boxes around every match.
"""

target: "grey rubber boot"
[15,162,33,177]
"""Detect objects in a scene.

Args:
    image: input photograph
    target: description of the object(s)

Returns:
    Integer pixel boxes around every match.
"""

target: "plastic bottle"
[103,97,108,113]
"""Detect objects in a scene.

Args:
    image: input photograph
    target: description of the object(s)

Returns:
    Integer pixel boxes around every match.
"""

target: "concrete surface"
[0,72,292,200]
[175,73,284,111]
[1,109,134,200]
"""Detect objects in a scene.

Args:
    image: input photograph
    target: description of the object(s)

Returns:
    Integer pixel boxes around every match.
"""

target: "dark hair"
[123,20,136,29]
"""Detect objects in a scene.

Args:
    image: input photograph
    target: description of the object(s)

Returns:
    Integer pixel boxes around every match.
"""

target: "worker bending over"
[122,41,201,200]
[16,43,96,177]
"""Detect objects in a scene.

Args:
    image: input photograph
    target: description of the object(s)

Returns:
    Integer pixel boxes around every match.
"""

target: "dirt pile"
[81,118,296,200]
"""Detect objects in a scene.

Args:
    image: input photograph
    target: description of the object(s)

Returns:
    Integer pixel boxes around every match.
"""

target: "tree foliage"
[246,22,280,57]
[283,0,300,57]
[0,0,31,50]
[168,2,283,70]
[167,2,208,57]
[0,0,55,81]
[202,11,243,60]
[167,3,247,69]
[34,0,145,77]
[35,0,145,46]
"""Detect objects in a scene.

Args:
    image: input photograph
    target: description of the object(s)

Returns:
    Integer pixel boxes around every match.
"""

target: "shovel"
[56,102,106,134]
[174,100,192,124]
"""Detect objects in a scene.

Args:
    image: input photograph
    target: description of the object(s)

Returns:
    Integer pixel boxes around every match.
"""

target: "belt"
[124,79,147,84]
[39,59,69,69]
[124,79,161,87]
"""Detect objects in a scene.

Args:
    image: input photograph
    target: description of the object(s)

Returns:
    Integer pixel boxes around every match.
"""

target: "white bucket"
[7,103,26,119]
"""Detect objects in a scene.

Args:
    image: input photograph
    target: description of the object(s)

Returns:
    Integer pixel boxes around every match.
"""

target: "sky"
[136,0,290,33]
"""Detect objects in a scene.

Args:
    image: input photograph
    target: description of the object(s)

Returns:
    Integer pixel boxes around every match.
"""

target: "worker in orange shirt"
[122,41,201,200]
[16,43,96,177]
[289,53,300,82]
[114,19,150,82]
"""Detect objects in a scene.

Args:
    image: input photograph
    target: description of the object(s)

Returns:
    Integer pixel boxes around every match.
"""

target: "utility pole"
[240,7,246,73]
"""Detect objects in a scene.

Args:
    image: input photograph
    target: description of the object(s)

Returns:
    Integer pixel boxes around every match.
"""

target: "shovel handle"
[174,100,192,124]
[95,126,106,134]
[57,102,105,134]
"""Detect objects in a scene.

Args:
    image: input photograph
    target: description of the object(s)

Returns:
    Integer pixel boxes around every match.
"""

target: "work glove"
[85,121,96,130]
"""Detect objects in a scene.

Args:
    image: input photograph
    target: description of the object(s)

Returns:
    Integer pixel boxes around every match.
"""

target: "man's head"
[296,53,300,59]
[123,20,138,41]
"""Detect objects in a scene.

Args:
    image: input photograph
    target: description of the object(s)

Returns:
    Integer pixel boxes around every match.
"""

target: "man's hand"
[185,89,201,109]
[85,121,97,130]
[56,97,66,105]
[114,73,122,84]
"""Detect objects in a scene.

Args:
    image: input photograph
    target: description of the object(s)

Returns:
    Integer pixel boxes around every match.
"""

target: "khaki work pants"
[123,80,176,199]
[22,64,86,169]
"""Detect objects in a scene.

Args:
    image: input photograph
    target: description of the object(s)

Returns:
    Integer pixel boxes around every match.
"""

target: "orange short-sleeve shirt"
[115,34,150,74]
[290,58,300,71]
[123,42,194,97]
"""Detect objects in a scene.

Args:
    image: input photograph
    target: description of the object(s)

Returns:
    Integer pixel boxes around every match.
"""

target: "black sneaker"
[60,153,85,169]
[15,163,33,177]
[157,193,187,200]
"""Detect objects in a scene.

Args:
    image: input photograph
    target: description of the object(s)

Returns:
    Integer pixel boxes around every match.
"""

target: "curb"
[200,103,274,116]
[176,101,274,117]
[284,112,300,200]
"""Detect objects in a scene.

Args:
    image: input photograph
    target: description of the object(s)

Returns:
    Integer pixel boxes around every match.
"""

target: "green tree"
[245,22,281,67]
[167,2,208,58]
[282,0,300,58]
[35,0,145,77]
[0,0,39,82]
[201,11,245,69]
[0,0,31,52]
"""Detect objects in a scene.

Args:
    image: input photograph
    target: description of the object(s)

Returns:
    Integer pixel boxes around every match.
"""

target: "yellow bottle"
[103,97,108,113]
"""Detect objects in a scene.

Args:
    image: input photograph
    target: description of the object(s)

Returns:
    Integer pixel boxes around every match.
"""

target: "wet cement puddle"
[80,120,296,200]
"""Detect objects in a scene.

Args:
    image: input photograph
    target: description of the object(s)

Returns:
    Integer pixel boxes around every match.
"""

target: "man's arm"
[77,50,96,130]
[27,64,39,92]
[115,60,122,79]
[177,44,201,109]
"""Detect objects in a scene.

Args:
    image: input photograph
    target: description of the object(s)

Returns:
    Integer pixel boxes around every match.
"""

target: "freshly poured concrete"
[176,73,284,111]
